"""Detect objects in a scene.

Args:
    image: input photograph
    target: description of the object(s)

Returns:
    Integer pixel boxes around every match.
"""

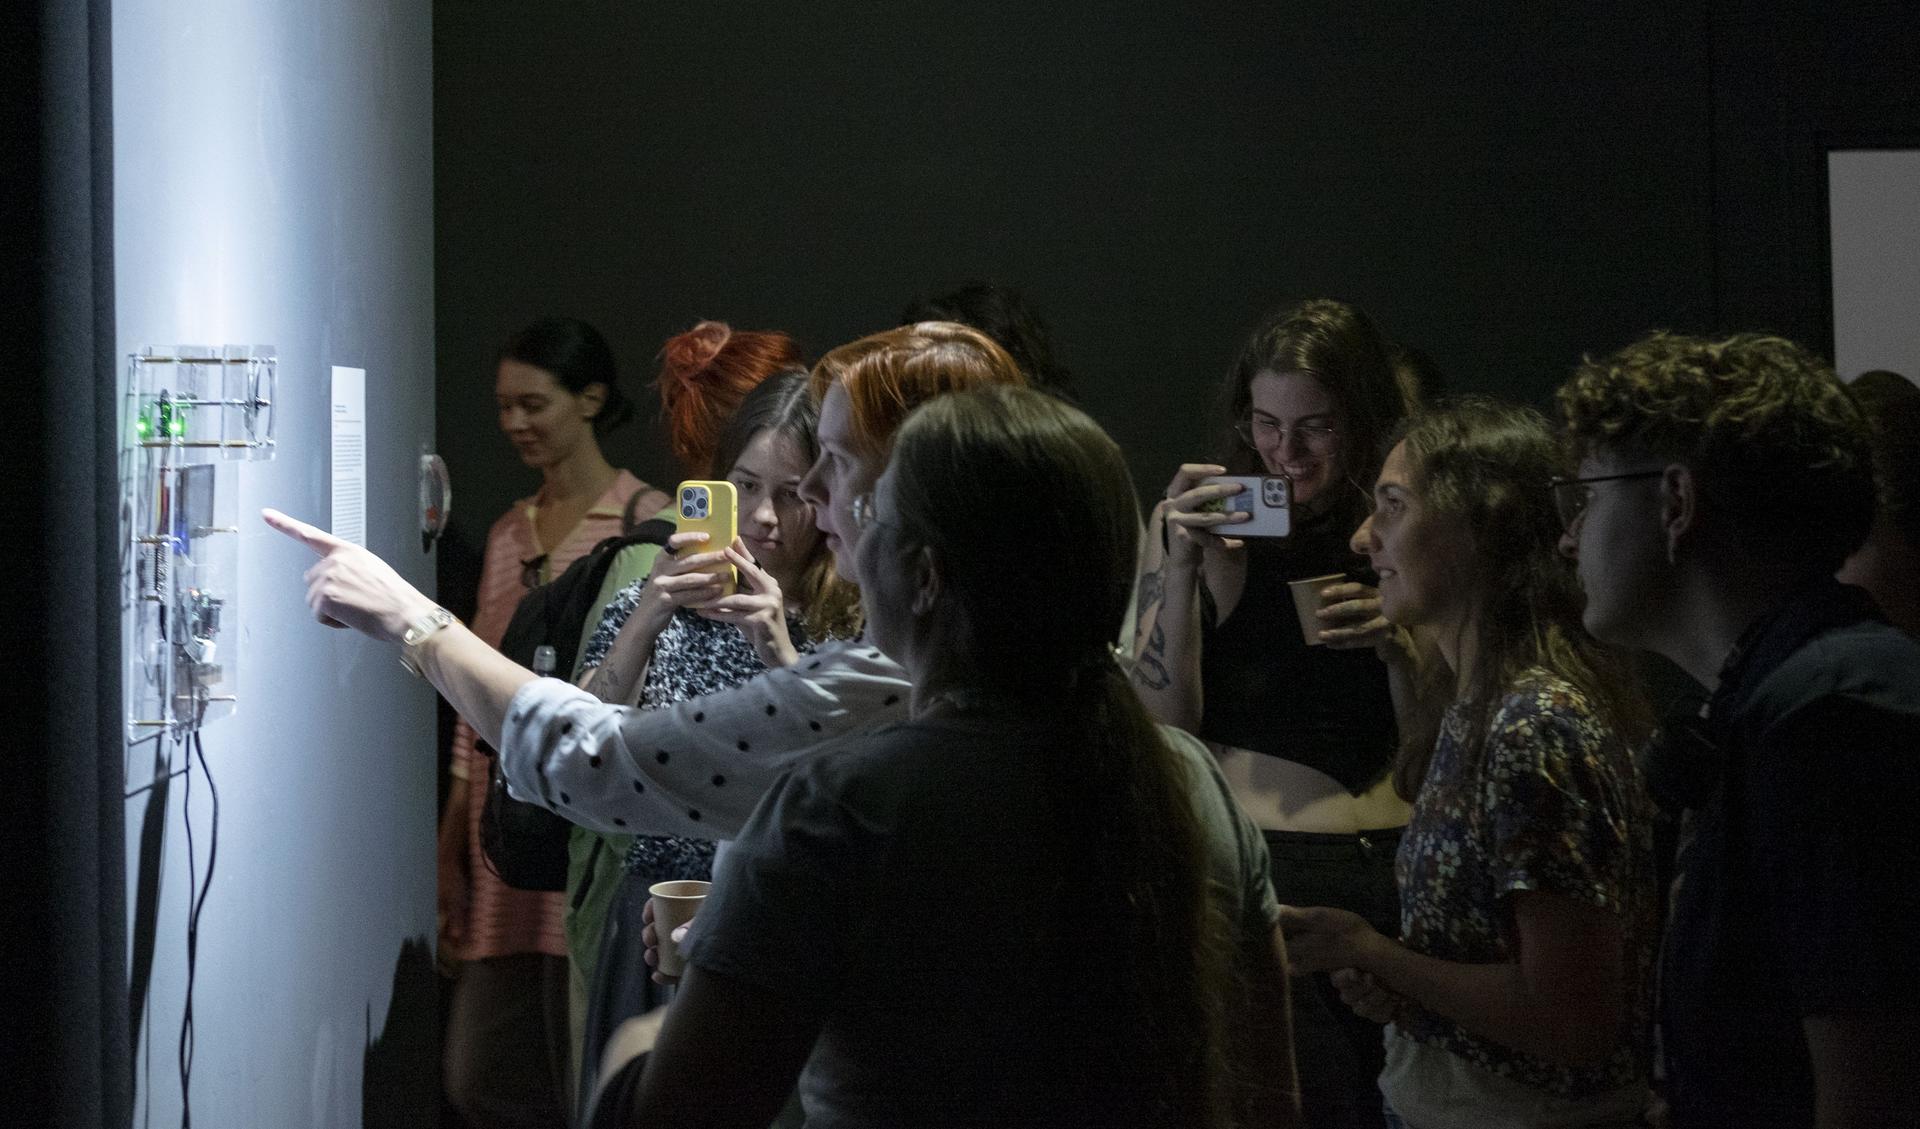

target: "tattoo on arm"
[1134,621,1172,691]
[1137,569,1163,618]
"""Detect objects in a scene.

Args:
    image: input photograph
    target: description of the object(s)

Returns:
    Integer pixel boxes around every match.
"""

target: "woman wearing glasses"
[1134,298,1425,1129]
[439,316,667,1129]
[268,325,1300,1126]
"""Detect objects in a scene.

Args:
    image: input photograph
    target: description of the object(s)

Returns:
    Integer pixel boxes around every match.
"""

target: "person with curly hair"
[264,326,1301,1128]
[1555,332,1920,1129]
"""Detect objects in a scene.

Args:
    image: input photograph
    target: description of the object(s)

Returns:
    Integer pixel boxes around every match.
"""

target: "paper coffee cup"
[648,879,710,977]
[1287,573,1347,646]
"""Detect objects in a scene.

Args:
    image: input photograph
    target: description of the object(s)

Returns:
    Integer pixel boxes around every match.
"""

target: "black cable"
[176,729,194,1128]
[177,729,219,1129]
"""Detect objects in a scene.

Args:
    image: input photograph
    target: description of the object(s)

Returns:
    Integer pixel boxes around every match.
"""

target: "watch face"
[406,609,449,644]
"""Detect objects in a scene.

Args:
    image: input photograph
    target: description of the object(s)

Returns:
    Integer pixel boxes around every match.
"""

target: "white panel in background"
[331,365,367,545]
[1829,149,1920,381]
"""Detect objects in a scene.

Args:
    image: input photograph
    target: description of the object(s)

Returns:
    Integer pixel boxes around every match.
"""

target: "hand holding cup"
[646,880,709,981]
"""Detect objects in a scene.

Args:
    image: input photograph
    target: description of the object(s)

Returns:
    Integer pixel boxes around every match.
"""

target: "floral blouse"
[1392,669,1655,1097]
[581,578,818,879]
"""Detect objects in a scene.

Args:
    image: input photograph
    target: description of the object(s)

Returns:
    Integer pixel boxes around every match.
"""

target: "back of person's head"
[899,281,1076,399]
[891,385,1132,688]
[655,321,801,474]
[1558,331,1876,579]
[887,385,1230,1128]
[1850,370,1920,548]
[1391,343,1450,409]
[810,321,1027,457]
[1222,299,1408,521]
[1392,398,1651,798]
[709,368,863,640]
[498,317,632,434]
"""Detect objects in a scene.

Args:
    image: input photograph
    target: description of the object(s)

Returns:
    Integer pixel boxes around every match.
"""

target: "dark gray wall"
[434,1,1918,597]
[114,0,437,1124]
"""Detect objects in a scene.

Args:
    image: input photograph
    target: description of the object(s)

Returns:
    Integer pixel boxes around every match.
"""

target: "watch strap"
[399,607,456,677]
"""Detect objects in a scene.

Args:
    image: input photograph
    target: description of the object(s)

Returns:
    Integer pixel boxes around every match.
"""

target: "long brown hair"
[889,386,1233,1128]
[706,370,863,641]
[1391,398,1653,800]
[1221,298,1409,528]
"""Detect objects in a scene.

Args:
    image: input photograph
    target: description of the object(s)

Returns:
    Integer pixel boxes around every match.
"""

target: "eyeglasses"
[1234,417,1340,453]
[850,492,890,532]
[1549,470,1665,531]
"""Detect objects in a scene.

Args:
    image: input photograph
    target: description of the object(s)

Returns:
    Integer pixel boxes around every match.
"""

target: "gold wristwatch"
[399,607,456,677]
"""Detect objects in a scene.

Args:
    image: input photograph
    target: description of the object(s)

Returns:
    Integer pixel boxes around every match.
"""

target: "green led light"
[135,412,152,439]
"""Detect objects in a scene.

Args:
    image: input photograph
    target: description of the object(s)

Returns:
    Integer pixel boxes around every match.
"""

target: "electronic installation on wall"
[121,345,275,1129]
[123,344,277,745]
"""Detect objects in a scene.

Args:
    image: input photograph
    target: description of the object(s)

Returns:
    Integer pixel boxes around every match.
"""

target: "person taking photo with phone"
[1134,298,1432,1129]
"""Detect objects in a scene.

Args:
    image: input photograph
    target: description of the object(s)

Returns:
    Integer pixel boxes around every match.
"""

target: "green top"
[566,505,675,680]
[563,506,671,995]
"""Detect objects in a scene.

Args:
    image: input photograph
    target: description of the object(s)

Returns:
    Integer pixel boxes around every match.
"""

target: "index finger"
[1317,581,1374,601]
[262,508,347,554]
[724,543,773,590]
[1167,463,1229,494]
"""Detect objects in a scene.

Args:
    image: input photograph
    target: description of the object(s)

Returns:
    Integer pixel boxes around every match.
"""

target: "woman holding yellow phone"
[567,370,861,1102]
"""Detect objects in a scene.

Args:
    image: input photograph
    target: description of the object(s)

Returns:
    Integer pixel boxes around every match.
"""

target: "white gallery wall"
[1830,149,1920,381]
[113,0,438,1123]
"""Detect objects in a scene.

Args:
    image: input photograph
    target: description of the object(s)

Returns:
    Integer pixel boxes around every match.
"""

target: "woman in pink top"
[439,317,665,1128]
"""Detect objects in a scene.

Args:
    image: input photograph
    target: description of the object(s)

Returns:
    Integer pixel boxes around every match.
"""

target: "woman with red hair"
[654,321,802,472]
[577,320,803,662]
[560,319,803,1111]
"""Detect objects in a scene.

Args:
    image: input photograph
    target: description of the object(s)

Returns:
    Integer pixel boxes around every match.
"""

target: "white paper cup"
[1287,573,1347,647]
[648,879,710,977]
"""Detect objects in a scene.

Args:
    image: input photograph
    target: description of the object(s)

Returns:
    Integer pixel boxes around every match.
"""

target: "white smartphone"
[1198,474,1292,538]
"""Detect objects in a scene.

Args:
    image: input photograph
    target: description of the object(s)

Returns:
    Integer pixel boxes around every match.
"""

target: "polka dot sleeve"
[497,639,912,839]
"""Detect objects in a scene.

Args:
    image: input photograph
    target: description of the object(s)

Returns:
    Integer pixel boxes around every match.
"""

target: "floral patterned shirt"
[1392,669,1655,1097]
[581,578,818,879]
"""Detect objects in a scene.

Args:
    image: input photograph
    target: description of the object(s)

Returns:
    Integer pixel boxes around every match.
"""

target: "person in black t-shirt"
[1557,332,1920,1129]
[1134,298,1433,1129]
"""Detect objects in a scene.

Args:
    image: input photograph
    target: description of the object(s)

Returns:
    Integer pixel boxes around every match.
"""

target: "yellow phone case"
[674,480,737,597]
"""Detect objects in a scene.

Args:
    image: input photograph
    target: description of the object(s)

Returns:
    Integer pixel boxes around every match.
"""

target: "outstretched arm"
[265,507,534,747]
[265,508,910,840]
